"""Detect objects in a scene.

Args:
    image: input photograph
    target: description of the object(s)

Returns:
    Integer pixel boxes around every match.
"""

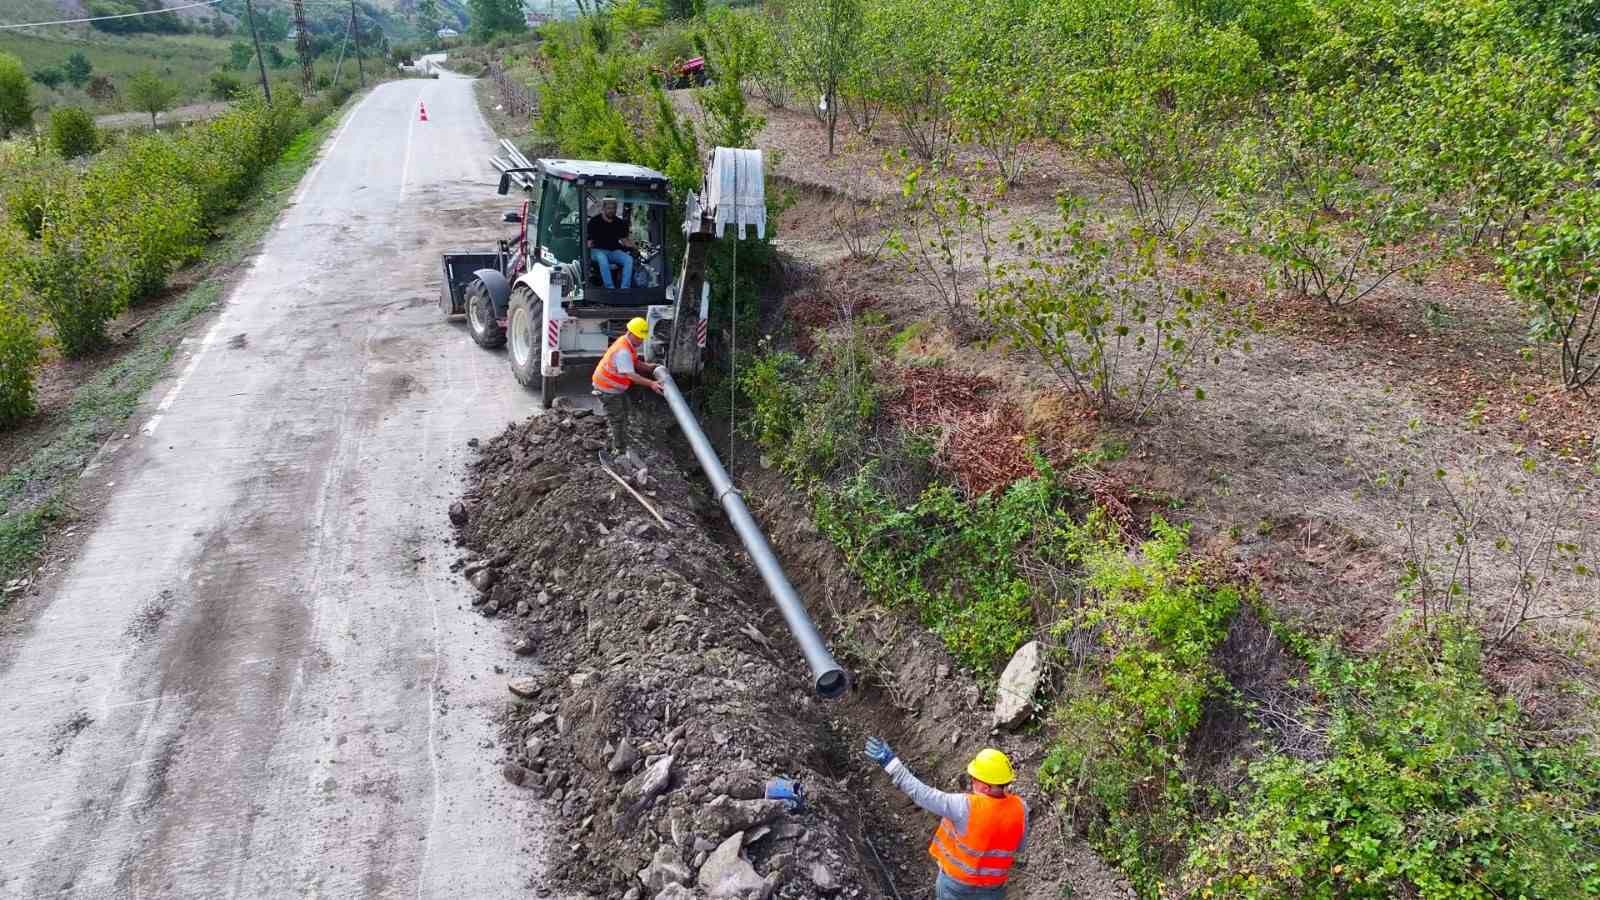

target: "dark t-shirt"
[588,213,630,251]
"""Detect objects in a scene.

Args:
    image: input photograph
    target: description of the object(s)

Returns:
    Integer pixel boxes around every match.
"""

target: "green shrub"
[817,469,1073,671]
[208,71,243,101]
[87,135,203,299]
[2,155,72,239]
[1181,623,1600,898]
[30,228,135,356]
[1039,517,1241,891]
[0,52,32,140]
[0,230,40,425]
[48,107,99,159]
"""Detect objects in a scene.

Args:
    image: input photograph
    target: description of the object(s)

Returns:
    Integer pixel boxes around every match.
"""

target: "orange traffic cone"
[419,103,428,122]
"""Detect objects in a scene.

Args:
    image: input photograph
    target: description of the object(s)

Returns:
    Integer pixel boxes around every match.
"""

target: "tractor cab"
[501,159,673,307]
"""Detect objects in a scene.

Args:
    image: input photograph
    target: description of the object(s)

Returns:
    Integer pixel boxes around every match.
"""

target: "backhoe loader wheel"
[507,286,542,397]
[466,279,505,349]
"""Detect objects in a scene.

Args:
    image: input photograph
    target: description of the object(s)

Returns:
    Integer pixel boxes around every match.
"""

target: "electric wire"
[0,0,224,30]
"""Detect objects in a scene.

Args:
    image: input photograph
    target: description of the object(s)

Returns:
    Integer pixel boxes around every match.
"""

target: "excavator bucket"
[667,148,767,375]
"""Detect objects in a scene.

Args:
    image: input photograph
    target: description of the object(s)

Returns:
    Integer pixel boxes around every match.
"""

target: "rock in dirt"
[637,844,692,890]
[507,677,540,699]
[448,501,468,525]
[807,862,837,893]
[513,635,536,656]
[469,567,499,593]
[654,887,698,900]
[608,739,641,774]
[624,754,675,806]
[697,832,770,899]
[695,796,788,840]
[993,639,1043,730]
[503,763,532,786]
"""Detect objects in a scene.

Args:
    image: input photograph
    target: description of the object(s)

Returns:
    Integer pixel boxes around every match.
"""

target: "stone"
[695,795,787,839]
[697,832,767,898]
[808,862,838,893]
[507,678,539,699]
[992,639,1043,730]
[622,890,641,900]
[570,671,595,690]
[513,636,536,656]
[524,736,545,760]
[654,887,697,900]
[609,739,641,774]
[448,501,468,525]
[470,568,499,593]
[502,763,530,786]
[637,844,691,890]
[624,755,675,806]
[515,601,531,617]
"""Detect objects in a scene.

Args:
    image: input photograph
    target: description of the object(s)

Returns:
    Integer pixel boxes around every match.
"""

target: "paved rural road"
[0,70,572,898]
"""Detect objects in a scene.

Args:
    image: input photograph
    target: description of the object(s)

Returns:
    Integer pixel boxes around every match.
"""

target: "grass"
[0,105,345,601]
[0,31,236,107]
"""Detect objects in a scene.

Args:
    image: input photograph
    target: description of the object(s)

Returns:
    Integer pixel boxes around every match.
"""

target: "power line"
[0,0,224,30]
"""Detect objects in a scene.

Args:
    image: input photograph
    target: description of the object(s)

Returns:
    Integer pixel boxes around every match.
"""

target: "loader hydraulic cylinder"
[654,369,848,698]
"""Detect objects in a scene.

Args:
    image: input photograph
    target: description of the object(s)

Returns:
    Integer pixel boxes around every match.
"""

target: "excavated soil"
[449,401,1131,899]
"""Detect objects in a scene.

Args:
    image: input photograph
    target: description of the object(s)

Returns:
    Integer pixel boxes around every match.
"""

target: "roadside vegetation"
[0,76,354,598]
[462,0,1600,895]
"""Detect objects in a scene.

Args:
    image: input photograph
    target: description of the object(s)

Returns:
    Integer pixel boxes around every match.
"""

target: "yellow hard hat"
[967,748,1016,786]
[627,317,650,339]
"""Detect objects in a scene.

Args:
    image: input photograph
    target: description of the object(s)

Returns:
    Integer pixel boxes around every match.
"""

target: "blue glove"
[864,736,895,769]
[764,778,806,812]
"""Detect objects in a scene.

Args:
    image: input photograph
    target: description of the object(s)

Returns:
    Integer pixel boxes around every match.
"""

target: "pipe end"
[815,669,849,699]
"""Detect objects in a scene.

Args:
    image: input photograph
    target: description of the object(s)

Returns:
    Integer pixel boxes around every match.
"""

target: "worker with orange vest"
[592,317,664,457]
[864,736,1029,898]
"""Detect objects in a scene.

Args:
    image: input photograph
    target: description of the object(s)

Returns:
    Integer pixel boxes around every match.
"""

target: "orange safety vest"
[929,792,1026,888]
[592,334,638,393]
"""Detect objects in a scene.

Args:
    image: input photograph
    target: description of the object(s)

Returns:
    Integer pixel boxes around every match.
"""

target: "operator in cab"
[587,197,635,290]
[592,317,663,460]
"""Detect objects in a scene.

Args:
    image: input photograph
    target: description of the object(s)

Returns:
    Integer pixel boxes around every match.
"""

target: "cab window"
[536,177,581,264]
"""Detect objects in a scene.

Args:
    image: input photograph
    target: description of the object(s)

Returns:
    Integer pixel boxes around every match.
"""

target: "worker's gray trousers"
[596,390,631,454]
[935,872,1006,900]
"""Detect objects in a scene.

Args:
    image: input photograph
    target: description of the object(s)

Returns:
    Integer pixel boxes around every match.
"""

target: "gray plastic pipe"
[654,369,849,699]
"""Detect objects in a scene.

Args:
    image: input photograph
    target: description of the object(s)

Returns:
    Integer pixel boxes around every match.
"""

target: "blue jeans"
[936,872,1006,900]
[590,248,633,289]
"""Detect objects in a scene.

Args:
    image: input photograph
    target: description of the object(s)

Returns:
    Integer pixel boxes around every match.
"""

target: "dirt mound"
[451,404,888,899]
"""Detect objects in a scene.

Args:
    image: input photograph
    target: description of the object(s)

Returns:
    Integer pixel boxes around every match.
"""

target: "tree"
[48,107,99,158]
[468,0,526,40]
[32,67,66,90]
[784,0,861,156]
[697,9,766,148]
[663,0,703,19]
[127,71,179,129]
[416,0,442,36]
[0,53,33,140]
[228,41,255,71]
[1506,188,1600,392]
[210,71,244,100]
[86,75,118,102]
[64,52,94,88]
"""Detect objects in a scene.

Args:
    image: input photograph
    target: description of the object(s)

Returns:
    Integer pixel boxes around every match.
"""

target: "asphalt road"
[0,71,570,898]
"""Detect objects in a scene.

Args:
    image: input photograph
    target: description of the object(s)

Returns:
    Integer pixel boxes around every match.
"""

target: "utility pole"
[292,0,313,95]
[350,1,365,87]
[244,0,272,102]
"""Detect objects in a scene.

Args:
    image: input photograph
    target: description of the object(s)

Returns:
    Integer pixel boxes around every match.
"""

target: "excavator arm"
[665,148,766,377]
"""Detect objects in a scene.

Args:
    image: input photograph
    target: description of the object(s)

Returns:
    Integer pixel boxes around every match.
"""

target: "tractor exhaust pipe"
[654,369,849,699]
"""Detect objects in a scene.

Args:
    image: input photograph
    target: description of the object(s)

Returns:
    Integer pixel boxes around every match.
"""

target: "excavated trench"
[447,387,1129,898]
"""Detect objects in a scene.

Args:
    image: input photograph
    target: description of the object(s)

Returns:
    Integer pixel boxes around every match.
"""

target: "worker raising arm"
[592,317,663,459]
[864,737,1029,899]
